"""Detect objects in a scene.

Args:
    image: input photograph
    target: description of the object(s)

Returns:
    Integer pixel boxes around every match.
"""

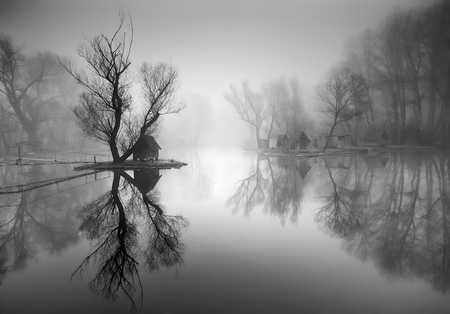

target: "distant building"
[325,126,351,148]
[293,132,311,151]
[362,130,390,147]
[132,135,161,161]
[276,135,290,150]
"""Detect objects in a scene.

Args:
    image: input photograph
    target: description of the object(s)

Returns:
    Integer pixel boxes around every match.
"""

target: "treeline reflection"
[227,154,312,224]
[0,164,99,281]
[317,152,450,293]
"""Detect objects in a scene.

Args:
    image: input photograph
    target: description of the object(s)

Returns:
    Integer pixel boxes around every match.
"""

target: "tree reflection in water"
[73,170,188,311]
[0,164,100,284]
[317,152,450,293]
[227,153,312,224]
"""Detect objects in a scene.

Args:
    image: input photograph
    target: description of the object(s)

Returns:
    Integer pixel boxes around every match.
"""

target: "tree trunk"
[109,109,122,162]
[323,122,338,152]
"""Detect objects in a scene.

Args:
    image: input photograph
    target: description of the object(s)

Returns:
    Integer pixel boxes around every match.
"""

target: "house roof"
[363,130,388,142]
[141,135,161,150]
[300,132,310,140]
[294,131,310,143]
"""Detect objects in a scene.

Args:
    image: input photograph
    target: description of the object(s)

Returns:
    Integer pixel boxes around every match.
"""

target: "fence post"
[94,155,97,164]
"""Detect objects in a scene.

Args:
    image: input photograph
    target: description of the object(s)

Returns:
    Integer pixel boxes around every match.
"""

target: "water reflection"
[0,164,105,283]
[227,153,312,224]
[0,164,187,311]
[73,170,188,310]
[317,152,450,293]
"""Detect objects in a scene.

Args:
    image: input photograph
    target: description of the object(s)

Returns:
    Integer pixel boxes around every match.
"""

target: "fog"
[3,2,450,312]
[0,0,441,153]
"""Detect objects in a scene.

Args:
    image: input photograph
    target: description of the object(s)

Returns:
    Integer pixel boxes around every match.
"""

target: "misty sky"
[0,0,436,113]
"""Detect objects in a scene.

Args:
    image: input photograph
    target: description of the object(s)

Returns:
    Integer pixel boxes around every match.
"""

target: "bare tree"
[187,93,214,146]
[224,81,265,148]
[0,37,68,145]
[262,78,284,142]
[62,12,183,162]
[316,67,369,151]
[275,77,312,144]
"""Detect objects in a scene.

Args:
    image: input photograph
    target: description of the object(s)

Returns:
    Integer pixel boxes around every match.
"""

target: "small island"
[74,159,187,171]
[73,135,187,171]
[256,130,441,159]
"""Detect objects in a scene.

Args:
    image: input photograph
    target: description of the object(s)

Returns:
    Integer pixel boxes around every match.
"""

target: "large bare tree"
[317,67,369,151]
[224,81,265,148]
[0,37,67,145]
[274,77,312,144]
[62,13,183,162]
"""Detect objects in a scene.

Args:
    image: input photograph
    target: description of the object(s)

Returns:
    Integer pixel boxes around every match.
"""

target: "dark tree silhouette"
[62,12,184,162]
[73,170,187,311]
[316,67,369,151]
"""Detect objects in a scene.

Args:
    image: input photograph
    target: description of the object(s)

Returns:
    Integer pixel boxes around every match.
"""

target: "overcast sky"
[0,0,436,113]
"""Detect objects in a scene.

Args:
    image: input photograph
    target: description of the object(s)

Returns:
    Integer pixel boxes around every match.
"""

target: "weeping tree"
[62,13,184,162]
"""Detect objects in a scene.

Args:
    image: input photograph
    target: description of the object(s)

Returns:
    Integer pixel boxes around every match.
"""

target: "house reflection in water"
[363,156,389,169]
[323,156,348,169]
[276,157,311,179]
[277,157,289,170]
[297,159,311,178]
[133,169,161,194]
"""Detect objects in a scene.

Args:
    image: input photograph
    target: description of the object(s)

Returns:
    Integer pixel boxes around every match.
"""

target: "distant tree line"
[224,77,313,148]
[0,12,184,161]
[319,0,450,146]
[0,37,81,152]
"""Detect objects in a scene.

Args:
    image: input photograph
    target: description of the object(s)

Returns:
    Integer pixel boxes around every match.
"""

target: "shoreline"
[73,159,188,171]
[256,145,442,158]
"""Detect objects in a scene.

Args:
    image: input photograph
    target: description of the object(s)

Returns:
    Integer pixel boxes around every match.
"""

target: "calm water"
[1,148,450,314]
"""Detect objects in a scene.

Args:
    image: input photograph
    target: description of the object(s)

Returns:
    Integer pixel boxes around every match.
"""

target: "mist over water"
[1,149,450,313]
[1,0,449,313]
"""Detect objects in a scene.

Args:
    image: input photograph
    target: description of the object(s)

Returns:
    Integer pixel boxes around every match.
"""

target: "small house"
[325,126,351,148]
[276,135,290,150]
[293,132,311,151]
[362,130,390,147]
[133,135,161,161]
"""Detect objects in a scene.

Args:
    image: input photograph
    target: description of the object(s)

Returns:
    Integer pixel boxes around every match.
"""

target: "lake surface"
[1,148,450,314]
